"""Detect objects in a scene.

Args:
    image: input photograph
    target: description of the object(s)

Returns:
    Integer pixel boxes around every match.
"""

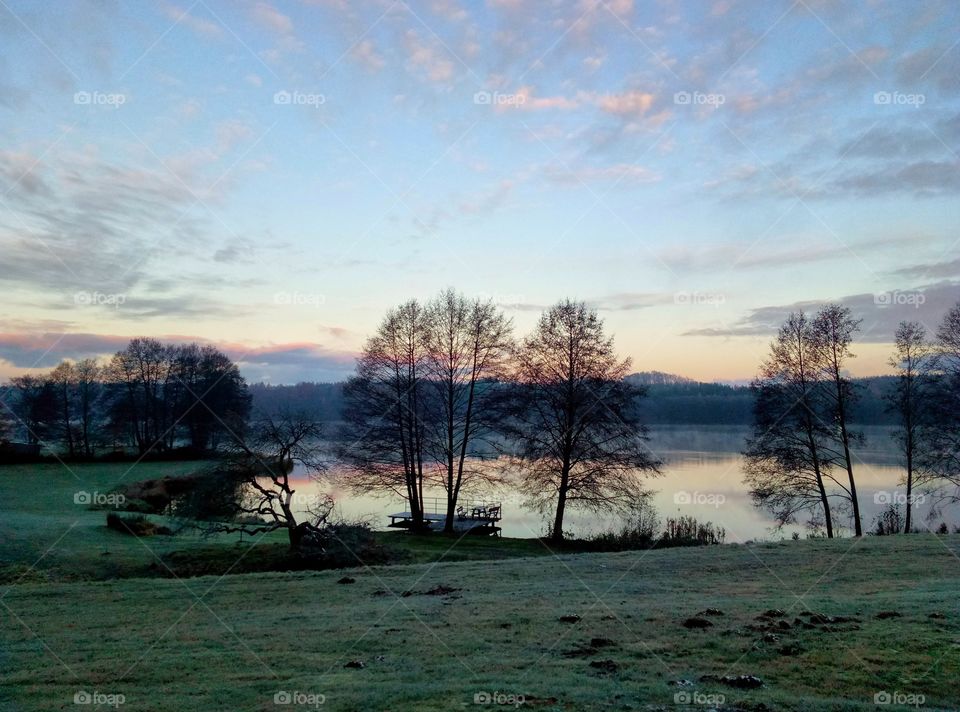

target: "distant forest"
[249,371,900,426]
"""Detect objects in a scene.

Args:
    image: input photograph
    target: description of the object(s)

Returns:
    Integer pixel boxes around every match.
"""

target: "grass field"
[1,463,959,710]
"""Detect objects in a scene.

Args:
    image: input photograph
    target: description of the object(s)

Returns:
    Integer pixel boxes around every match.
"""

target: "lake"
[292,425,955,541]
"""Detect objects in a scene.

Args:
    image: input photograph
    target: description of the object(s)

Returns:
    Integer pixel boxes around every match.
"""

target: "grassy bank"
[2,535,958,711]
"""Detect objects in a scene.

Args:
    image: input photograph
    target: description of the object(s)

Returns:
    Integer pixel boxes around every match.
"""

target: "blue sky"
[0,0,958,382]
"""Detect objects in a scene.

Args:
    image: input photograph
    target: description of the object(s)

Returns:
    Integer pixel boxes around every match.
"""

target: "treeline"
[744,303,960,537]
[0,338,250,460]
[245,373,900,426]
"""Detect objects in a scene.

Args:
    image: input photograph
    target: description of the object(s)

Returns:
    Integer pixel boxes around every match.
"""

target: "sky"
[0,0,958,384]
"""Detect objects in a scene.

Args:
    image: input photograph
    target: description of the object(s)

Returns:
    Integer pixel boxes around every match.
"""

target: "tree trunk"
[551,485,567,544]
[834,377,861,536]
[904,447,914,534]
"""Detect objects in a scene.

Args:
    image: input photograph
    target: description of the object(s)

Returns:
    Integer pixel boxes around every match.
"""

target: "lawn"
[2,533,959,710]
[1,462,958,711]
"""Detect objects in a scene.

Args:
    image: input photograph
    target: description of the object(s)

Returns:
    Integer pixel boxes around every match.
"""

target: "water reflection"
[289,426,956,541]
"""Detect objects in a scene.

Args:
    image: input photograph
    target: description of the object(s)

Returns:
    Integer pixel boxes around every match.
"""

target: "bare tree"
[190,412,331,551]
[917,302,960,500]
[744,312,847,537]
[107,338,175,454]
[48,362,78,458]
[886,321,934,533]
[504,300,660,543]
[5,375,56,445]
[810,304,864,536]
[340,301,430,529]
[74,359,102,458]
[422,289,512,533]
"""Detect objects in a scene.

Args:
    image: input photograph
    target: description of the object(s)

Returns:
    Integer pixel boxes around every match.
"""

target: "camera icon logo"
[74,690,92,704]
[674,91,691,105]
[274,690,292,704]
[274,90,292,105]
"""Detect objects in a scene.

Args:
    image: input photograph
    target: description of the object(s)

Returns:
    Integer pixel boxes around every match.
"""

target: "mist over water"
[292,426,956,541]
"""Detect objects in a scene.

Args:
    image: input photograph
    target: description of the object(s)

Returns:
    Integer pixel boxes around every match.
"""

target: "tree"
[505,300,660,543]
[191,412,330,551]
[107,338,175,454]
[918,302,960,500]
[743,312,847,537]
[886,321,934,533]
[48,362,78,458]
[810,304,864,535]
[170,344,250,451]
[6,375,57,445]
[422,289,512,533]
[340,301,430,529]
[74,359,102,457]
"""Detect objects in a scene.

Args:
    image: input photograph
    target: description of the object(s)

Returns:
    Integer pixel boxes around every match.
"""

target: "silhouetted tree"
[170,344,250,451]
[6,375,57,445]
[811,304,864,535]
[48,362,78,458]
[74,359,102,457]
[422,289,513,533]
[886,321,934,533]
[918,303,960,501]
[504,300,660,543]
[190,412,330,551]
[340,301,430,529]
[744,312,846,537]
[107,338,175,454]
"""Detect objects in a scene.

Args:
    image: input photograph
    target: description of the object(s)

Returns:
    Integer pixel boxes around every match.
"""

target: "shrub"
[106,513,173,537]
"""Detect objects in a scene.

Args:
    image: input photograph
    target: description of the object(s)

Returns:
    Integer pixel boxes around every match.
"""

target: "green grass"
[0,462,552,582]
[0,461,281,582]
[1,462,959,710]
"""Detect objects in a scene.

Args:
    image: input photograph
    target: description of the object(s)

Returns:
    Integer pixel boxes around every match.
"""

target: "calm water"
[291,426,956,541]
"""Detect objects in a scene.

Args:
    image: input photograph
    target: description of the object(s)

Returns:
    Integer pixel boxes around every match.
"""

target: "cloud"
[457,179,513,215]
[595,90,655,117]
[251,2,295,35]
[0,333,358,384]
[544,162,659,185]
[892,256,960,280]
[161,3,223,39]
[403,30,456,83]
[684,281,960,343]
[351,39,386,72]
